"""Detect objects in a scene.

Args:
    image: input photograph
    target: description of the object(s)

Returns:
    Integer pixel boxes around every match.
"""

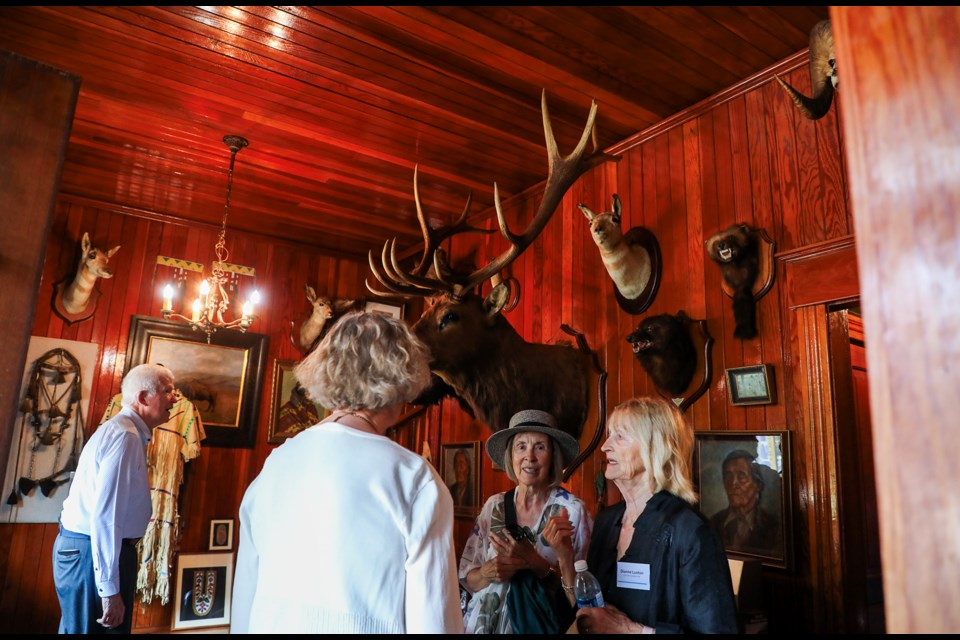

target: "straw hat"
[485,409,580,468]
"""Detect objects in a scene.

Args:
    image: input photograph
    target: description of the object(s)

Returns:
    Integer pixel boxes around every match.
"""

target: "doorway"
[827,303,885,634]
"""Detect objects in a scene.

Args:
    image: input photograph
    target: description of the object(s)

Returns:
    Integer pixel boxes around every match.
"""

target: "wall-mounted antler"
[367,90,615,302]
[775,20,837,120]
[363,91,617,444]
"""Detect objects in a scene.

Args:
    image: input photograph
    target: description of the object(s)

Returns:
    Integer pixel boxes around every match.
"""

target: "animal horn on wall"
[366,90,615,302]
[775,20,837,120]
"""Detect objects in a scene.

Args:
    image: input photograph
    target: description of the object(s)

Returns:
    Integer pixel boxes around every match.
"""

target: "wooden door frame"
[778,236,861,632]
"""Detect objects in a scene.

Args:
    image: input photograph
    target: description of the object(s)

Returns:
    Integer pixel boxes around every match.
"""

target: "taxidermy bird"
[775,20,837,120]
[706,224,760,340]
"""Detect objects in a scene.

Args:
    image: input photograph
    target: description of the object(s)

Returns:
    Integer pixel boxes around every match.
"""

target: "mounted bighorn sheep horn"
[578,193,661,315]
[775,20,837,120]
[54,232,120,324]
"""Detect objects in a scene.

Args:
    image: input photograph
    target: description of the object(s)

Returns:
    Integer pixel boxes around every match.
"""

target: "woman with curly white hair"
[232,311,462,634]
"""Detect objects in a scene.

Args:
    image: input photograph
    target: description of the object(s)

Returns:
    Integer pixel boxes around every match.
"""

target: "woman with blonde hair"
[232,311,462,634]
[543,396,738,634]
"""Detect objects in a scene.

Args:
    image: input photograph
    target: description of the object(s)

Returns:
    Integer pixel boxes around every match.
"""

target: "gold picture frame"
[171,552,234,631]
[440,441,481,519]
[694,430,792,569]
[267,359,329,444]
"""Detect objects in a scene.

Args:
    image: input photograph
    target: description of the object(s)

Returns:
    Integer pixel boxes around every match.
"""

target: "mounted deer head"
[366,91,616,437]
[60,232,120,315]
[293,285,358,353]
[578,193,661,314]
[775,20,837,120]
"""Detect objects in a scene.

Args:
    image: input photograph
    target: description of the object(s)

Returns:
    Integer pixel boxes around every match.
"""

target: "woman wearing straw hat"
[459,409,593,634]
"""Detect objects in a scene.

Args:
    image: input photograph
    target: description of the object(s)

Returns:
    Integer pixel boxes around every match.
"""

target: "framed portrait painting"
[171,552,234,631]
[267,359,329,444]
[208,518,234,551]
[440,441,481,518]
[124,315,268,448]
[694,430,792,569]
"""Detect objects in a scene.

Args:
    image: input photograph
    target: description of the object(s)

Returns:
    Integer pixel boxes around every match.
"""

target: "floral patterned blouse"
[458,486,593,633]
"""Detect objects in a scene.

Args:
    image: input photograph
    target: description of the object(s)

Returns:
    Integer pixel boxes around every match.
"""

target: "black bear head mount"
[627,312,697,397]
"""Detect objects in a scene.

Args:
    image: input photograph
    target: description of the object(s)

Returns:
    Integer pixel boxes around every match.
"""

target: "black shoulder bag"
[503,489,575,634]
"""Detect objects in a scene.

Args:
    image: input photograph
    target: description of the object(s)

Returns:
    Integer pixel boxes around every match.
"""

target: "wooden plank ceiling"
[0,6,829,259]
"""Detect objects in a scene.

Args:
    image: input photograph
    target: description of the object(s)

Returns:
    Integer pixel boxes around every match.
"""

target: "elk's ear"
[107,245,121,259]
[577,203,595,221]
[482,283,510,318]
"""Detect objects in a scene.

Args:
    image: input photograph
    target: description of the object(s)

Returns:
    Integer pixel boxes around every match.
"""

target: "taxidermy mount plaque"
[579,193,661,314]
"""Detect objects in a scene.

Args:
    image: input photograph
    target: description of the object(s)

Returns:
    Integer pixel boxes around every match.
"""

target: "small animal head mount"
[775,20,837,120]
[705,224,775,340]
[627,313,697,397]
[578,193,661,315]
[57,232,121,319]
[291,284,358,353]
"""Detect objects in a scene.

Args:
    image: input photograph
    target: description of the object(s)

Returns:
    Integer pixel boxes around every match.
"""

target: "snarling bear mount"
[366,91,616,437]
[627,313,697,397]
[706,224,760,340]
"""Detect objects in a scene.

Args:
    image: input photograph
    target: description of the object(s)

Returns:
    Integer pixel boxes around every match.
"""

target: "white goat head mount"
[55,232,120,322]
[578,193,661,314]
[291,284,358,353]
[775,19,837,120]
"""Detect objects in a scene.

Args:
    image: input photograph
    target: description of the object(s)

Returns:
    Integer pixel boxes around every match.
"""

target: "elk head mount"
[578,193,661,314]
[53,232,121,325]
[367,91,616,458]
[289,284,359,354]
[775,19,837,120]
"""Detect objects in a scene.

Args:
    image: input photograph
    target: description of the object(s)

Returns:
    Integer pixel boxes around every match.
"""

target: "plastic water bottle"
[573,559,605,609]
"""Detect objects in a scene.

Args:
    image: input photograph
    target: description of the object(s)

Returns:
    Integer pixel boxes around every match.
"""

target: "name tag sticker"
[617,561,650,590]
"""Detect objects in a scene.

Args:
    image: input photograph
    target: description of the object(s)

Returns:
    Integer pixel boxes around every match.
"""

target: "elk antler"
[367,90,617,301]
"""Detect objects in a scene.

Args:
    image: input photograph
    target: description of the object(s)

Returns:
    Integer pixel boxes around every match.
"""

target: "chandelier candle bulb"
[192,298,202,322]
[162,285,174,312]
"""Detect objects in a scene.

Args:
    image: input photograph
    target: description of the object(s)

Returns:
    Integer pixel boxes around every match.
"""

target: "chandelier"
[161,135,261,342]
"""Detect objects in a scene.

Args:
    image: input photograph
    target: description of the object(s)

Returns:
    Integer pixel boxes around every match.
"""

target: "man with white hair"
[53,363,176,634]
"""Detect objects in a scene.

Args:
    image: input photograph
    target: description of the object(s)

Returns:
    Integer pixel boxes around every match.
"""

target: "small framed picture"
[268,359,329,444]
[440,441,481,519]
[171,552,234,631]
[694,430,792,569]
[208,518,234,551]
[364,299,405,320]
[725,364,776,406]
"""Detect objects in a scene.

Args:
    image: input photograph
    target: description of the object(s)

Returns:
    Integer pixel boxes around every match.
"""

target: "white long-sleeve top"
[58,407,152,597]
[231,421,463,634]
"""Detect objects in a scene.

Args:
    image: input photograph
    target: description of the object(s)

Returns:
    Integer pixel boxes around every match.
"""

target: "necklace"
[330,410,379,434]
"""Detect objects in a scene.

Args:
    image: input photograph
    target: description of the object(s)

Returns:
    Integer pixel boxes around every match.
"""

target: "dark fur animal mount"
[627,313,697,397]
[775,20,837,120]
[706,224,765,340]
